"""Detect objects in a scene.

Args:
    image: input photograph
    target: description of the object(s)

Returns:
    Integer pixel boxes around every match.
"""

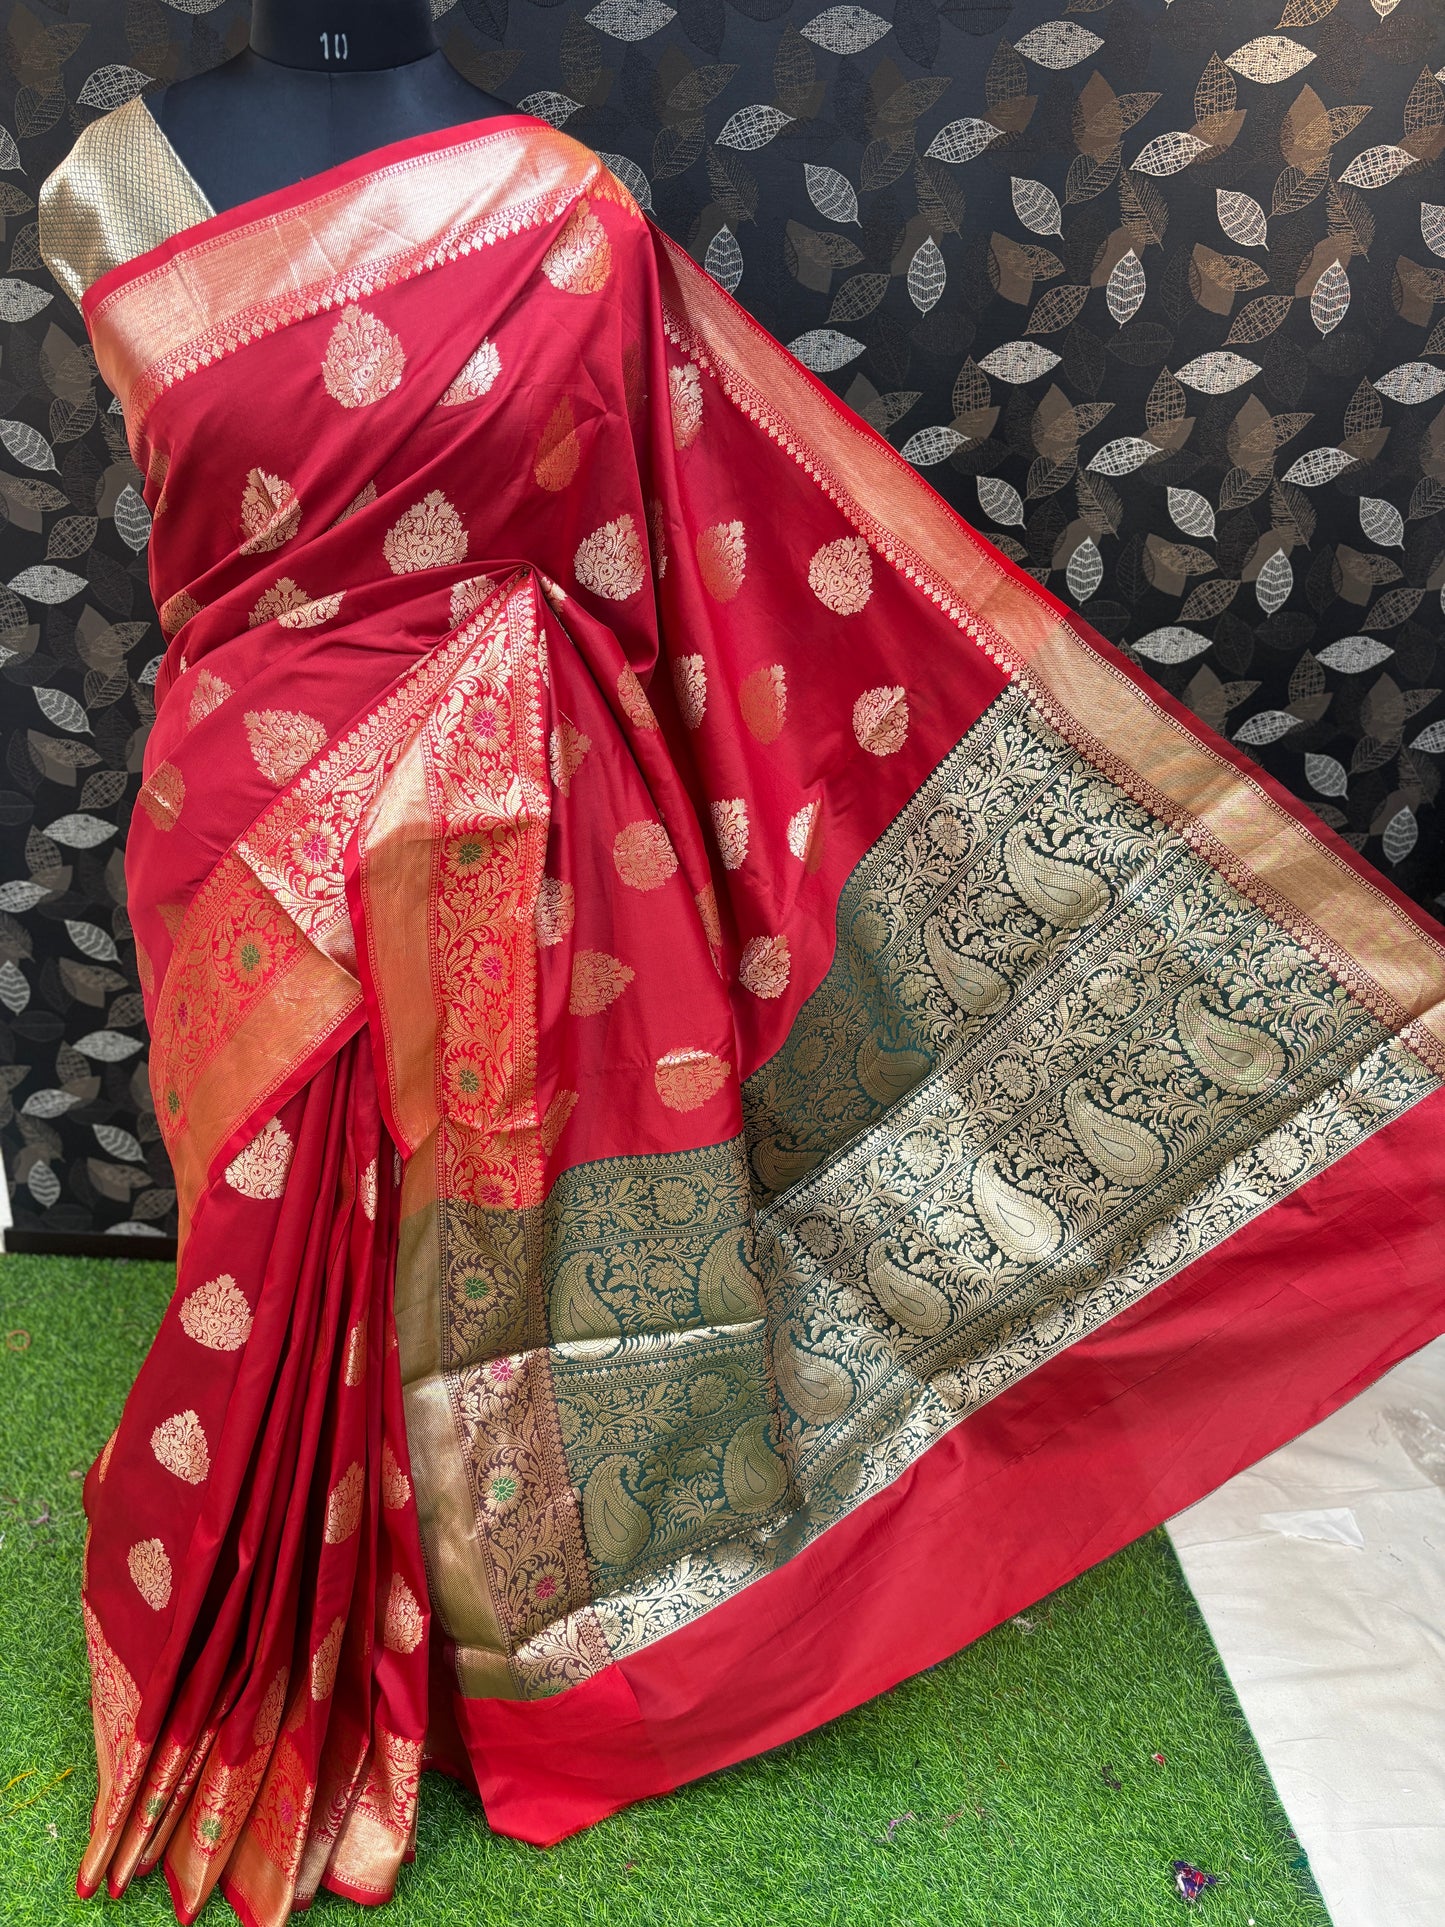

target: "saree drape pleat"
[41,107,1445,1920]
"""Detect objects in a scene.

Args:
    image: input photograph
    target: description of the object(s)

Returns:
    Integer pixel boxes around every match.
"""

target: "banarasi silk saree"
[36,99,1445,1926]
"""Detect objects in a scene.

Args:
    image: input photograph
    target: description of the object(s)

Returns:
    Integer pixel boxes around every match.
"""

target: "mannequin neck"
[250,0,439,73]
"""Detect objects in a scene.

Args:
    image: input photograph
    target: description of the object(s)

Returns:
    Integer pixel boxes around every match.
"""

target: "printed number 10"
[319,31,350,60]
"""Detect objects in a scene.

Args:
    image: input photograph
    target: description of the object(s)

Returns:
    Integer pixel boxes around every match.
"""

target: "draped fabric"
[50,110,1445,1922]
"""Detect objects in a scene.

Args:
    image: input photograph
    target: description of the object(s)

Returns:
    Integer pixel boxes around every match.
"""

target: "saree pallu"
[55,110,1445,1922]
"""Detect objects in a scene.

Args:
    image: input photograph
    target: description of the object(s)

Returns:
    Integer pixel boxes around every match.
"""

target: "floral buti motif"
[383,489,468,574]
[673,654,707,728]
[150,1408,210,1484]
[739,933,791,999]
[739,664,787,744]
[128,1537,172,1610]
[248,577,312,627]
[439,337,501,406]
[809,536,873,615]
[159,588,201,639]
[853,685,910,756]
[309,1616,345,1699]
[669,364,703,448]
[320,303,406,409]
[383,1575,425,1654]
[541,199,612,294]
[654,1048,732,1112]
[244,709,328,787]
[569,950,635,1016]
[324,1461,364,1544]
[613,820,678,890]
[238,468,301,554]
[225,1117,295,1199]
[712,798,750,870]
[186,669,233,730]
[697,520,747,602]
[574,512,645,600]
[277,590,345,630]
[178,1272,253,1350]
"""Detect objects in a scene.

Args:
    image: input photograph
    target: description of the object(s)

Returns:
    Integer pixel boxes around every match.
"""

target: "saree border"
[652,234,1445,1073]
[83,121,600,457]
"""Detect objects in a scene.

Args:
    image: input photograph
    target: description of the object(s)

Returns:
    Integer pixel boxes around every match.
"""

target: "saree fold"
[45,109,1445,1918]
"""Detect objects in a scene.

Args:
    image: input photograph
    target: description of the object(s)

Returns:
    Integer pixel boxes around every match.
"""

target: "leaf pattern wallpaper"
[0,0,1442,1243]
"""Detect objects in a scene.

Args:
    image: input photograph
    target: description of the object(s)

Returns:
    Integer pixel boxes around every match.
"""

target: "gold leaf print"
[248,577,311,627]
[613,820,678,889]
[439,337,501,405]
[534,397,581,491]
[739,933,791,998]
[574,513,645,600]
[137,762,184,831]
[569,950,635,1015]
[310,1616,345,1699]
[383,1575,425,1654]
[277,590,345,629]
[535,877,575,946]
[654,1048,732,1112]
[712,797,750,869]
[238,468,301,554]
[669,363,703,447]
[159,588,201,639]
[616,665,659,729]
[244,709,328,786]
[320,303,406,408]
[224,1117,294,1199]
[696,520,747,601]
[739,664,787,743]
[852,685,909,755]
[150,1409,209,1484]
[186,669,232,729]
[541,200,613,294]
[127,1537,172,1610]
[179,1273,253,1350]
[808,535,873,613]
[381,1442,411,1510]
[673,654,707,727]
[549,718,591,795]
[324,1461,364,1543]
[383,489,467,574]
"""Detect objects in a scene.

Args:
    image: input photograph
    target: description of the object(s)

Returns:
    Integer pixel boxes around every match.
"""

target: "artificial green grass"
[1,1252,1328,1927]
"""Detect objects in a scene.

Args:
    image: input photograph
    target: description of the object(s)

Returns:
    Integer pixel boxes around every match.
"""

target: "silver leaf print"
[1338,145,1416,191]
[1105,249,1145,325]
[584,0,677,40]
[1280,448,1357,486]
[977,475,1025,527]
[1223,37,1315,84]
[1421,203,1445,261]
[1132,627,1213,663]
[1087,436,1160,477]
[1316,636,1394,672]
[977,342,1062,383]
[716,105,795,151]
[1234,709,1301,746]
[907,238,946,314]
[66,920,119,962]
[1216,188,1269,250]
[1381,806,1418,864]
[42,815,117,850]
[1174,352,1260,394]
[1013,22,1103,69]
[1304,755,1348,798]
[901,425,965,465]
[72,1030,144,1061]
[924,118,1000,165]
[9,565,87,602]
[1409,722,1445,752]
[1358,497,1404,548]
[598,152,653,211]
[0,279,51,322]
[799,5,891,53]
[1065,538,1103,600]
[27,1162,60,1207]
[1130,132,1210,177]
[76,63,153,108]
[803,164,859,225]
[0,960,29,1014]
[114,485,152,552]
[1254,547,1293,616]
[94,1122,144,1161]
[1374,363,1445,405]
[787,329,866,372]
[0,419,56,471]
[516,91,582,128]
[33,687,89,734]
[1167,488,1215,538]
[1309,259,1349,337]
[1011,177,1063,237]
[705,225,744,294]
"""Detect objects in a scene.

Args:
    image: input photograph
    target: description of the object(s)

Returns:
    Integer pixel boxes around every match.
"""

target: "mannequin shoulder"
[38,95,213,312]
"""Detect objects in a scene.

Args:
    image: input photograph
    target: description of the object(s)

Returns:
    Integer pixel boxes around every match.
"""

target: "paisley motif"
[773,1323,854,1424]
[922,922,1008,1016]
[865,1241,951,1337]
[551,1252,622,1343]
[971,1154,1064,1263]
[697,1228,766,1323]
[583,1457,651,1565]
[1176,985,1289,1093]
[722,1416,788,1514]
[1063,1086,1166,1186]
[1003,824,1109,927]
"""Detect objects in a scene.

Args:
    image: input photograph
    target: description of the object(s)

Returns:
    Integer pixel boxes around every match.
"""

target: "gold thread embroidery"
[137,762,184,830]
[697,520,746,601]
[809,535,873,614]
[569,951,635,1016]
[534,397,580,491]
[655,1049,732,1111]
[540,199,612,294]
[739,664,786,744]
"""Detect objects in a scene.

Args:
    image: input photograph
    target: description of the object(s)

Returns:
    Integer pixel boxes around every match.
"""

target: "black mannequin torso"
[146,0,514,218]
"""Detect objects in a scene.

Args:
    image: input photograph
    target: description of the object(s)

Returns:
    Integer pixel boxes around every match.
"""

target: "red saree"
[40,106,1445,1924]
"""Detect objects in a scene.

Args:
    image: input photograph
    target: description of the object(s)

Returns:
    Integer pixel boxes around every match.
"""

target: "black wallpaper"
[1,0,1442,1241]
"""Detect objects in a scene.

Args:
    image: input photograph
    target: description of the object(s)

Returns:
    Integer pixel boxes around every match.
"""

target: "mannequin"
[145,0,514,218]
